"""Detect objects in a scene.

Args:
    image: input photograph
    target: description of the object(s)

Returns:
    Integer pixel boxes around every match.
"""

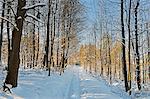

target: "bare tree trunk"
[35,0,40,67]
[61,37,65,74]
[5,0,26,88]
[36,17,40,67]
[100,46,103,76]
[107,35,112,84]
[146,23,150,79]
[7,1,11,68]
[121,0,128,92]
[134,0,141,90]
[60,1,67,74]
[49,0,57,74]
[128,0,132,95]
[94,27,97,73]
[0,0,6,63]
[32,0,36,68]
[64,18,71,67]
[142,30,145,85]
[56,0,60,67]
[46,0,51,76]
[119,55,121,80]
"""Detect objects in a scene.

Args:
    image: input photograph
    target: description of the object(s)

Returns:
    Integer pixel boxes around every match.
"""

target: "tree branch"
[0,16,19,31]
[22,3,46,10]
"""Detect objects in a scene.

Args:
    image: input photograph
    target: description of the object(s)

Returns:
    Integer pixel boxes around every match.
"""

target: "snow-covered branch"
[26,13,44,24]
[22,3,46,10]
[0,16,19,31]
[0,0,17,17]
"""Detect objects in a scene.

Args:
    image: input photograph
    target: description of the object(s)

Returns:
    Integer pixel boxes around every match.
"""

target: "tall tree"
[49,0,57,75]
[56,0,61,67]
[0,0,6,63]
[35,0,41,67]
[4,0,26,88]
[134,0,141,90]
[146,23,150,79]
[107,34,112,84]
[4,0,45,88]
[7,0,11,69]
[32,0,36,68]
[46,0,51,76]
[121,0,128,92]
[128,0,132,95]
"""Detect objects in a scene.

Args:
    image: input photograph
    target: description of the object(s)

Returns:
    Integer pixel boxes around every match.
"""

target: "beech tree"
[4,0,26,88]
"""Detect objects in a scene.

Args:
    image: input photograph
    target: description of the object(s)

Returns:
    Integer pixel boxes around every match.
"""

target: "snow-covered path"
[0,66,129,99]
[68,66,124,99]
[78,68,123,99]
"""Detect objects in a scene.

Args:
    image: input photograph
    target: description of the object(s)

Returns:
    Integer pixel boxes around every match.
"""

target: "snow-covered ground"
[0,67,74,99]
[0,66,149,99]
[79,69,129,99]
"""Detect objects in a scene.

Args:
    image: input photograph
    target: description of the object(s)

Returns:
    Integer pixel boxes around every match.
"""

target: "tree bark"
[128,0,132,95]
[46,0,51,76]
[0,0,6,62]
[5,0,26,88]
[32,0,36,68]
[35,0,40,67]
[7,1,11,69]
[135,0,141,90]
[56,0,60,67]
[107,35,112,84]
[121,0,128,92]
[146,23,150,79]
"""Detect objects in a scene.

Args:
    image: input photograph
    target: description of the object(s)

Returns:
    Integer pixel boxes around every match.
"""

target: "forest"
[0,0,149,99]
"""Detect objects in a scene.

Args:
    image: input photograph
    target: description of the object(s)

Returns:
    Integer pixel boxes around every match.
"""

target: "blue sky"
[79,0,121,44]
[80,0,98,44]
[80,0,150,46]
[80,0,98,25]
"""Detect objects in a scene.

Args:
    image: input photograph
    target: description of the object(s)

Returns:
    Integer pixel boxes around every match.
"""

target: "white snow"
[5,84,12,89]
[0,16,19,31]
[22,3,46,10]
[0,66,149,99]
[17,16,22,20]
[78,68,128,99]
[26,13,44,24]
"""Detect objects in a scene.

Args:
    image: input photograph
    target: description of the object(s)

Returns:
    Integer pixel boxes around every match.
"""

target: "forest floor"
[0,65,149,99]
